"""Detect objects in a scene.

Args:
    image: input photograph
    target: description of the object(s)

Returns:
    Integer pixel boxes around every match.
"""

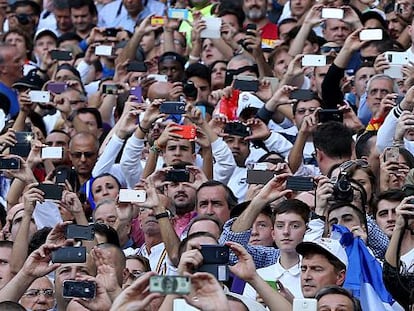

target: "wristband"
[150,140,162,153]
[189,55,200,61]
[137,120,149,134]
[256,106,273,124]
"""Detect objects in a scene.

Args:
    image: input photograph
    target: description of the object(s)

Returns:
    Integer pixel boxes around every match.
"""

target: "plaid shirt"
[366,215,389,260]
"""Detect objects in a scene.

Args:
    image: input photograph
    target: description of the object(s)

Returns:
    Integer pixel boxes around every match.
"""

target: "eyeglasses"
[368,88,392,96]
[129,270,145,280]
[295,107,318,115]
[339,159,369,171]
[361,56,376,63]
[320,46,342,54]
[70,151,96,158]
[23,289,54,299]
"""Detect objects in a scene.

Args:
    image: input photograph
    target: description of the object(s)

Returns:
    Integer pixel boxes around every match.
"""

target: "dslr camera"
[332,172,353,202]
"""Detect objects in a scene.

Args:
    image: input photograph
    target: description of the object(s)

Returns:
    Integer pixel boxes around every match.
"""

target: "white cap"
[296,238,348,269]
[236,92,264,117]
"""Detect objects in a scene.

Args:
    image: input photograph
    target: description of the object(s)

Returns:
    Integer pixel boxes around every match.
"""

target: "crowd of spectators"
[0,0,414,310]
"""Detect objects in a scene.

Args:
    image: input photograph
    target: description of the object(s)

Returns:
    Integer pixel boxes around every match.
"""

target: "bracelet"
[150,140,162,153]
[189,54,200,61]
[137,120,150,134]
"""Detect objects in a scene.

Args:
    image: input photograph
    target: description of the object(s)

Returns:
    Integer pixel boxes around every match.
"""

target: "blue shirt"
[0,82,19,118]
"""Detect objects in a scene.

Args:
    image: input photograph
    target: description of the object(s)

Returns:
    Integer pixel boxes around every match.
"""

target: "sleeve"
[218,218,279,268]
[120,134,145,189]
[76,60,92,84]
[303,218,325,242]
[376,108,399,153]
[383,260,412,310]
[92,134,125,177]
[212,138,236,184]
[263,131,293,158]
[321,63,345,109]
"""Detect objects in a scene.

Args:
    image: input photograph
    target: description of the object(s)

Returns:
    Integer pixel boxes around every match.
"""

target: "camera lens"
[16,14,30,25]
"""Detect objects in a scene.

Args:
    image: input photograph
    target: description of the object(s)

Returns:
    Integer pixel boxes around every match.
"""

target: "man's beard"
[174,201,195,215]
[246,7,266,21]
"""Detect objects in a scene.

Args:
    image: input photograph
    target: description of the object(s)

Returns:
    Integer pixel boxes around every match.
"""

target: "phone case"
[289,89,314,101]
[52,246,86,263]
[318,109,343,123]
[200,245,229,264]
[63,280,96,299]
[0,158,21,169]
[50,50,73,61]
[286,176,315,191]
[246,170,275,184]
[173,125,196,140]
[160,102,186,114]
[35,183,63,200]
[165,169,190,183]
[233,79,259,92]
[65,224,95,240]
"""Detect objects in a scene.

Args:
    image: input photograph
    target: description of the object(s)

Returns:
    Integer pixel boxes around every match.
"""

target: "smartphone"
[14,132,33,144]
[50,50,73,61]
[200,17,222,39]
[317,109,343,123]
[172,125,196,140]
[321,8,344,19]
[118,189,146,203]
[130,86,142,102]
[167,8,189,19]
[246,170,275,184]
[160,101,186,114]
[10,132,33,157]
[102,84,118,95]
[302,55,327,67]
[293,298,317,311]
[147,74,168,82]
[47,82,67,94]
[126,61,147,72]
[63,280,96,299]
[286,176,315,191]
[289,89,315,101]
[95,45,113,56]
[395,3,403,14]
[104,27,119,37]
[0,158,21,169]
[165,169,190,183]
[384,65,403,79]
[245,23,257,34]
[198,245,229,281]
[35,183,64,200]
[384,51,409,64]
[151,16,164,26]
[41,146,63,159]
[65,224,95,240]
[52,246,86,263]
[359,29,383,41]
[384,146,399,162]
[233,78,259,92]
[223,122,250,138]
[149,276,190,295]
[29,91,50,103]
[55,169,67,184]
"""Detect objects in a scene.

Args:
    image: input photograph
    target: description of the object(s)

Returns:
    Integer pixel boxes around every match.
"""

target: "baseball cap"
[12,69,45,90]
[226,292,267,311]
[296,238,348,269]
[34,28,58,42]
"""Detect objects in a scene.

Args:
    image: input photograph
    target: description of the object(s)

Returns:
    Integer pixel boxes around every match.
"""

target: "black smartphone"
[246,170,275,184]
[9,144,31,157]
[55,169,68,184]
[165,169,190,183]
[233,79,259,92]
[0,158,21,170]
[286,176,315,191]
[63,280,96,299]
[52,246,86,263]
[50,50,73,61]
[289,89,315,101]
[102,84,118,95]
[104,27,119,37]
[160,101,186,114]
[65,224,95,240]
[14,132,33,144]
[317,109,343,123]
[126,61,147,72]
[246,23,257,33]
[200,245,229,264]
[35,183,64,200]
[223,122,250,138]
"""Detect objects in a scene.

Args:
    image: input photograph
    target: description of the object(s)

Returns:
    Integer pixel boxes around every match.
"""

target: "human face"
[290,0,313,19]
[223,135,250,167]
[34,35,57,58]
[197,186,231,224]
[279,21,297,42]
[188,219,221,239]
[20,277,55,311]
[352,169,373,202]
[165,182,196,214]
[294,99,320,129]
[354,67,375,97]
[158,59,184,82]
[123,0,143,16]
[243,0,267,21]
[211,61,227,90]
[201,39,225,67]
[55,8,72,32]
[189,76,210,102]
[94,202,117,227]
[74,112,101,135]
[366,78,393,114]
[313,65,330,97]
[318,293,354,311]
[0,246,12,289]
[0,46,24,84]
[92,176,120,202]
[328,206,363,232]
[10,5,38,33]
[323,19,351,45]
[375,199,398,238]
[386,12,405,40]
[125,258,146,287]
[138,207,160,236]
[71,6,93,32]
[4,32,27,59]
[301,253,345,298]
[140,31,156,53]
[163,139,195,166]
[221,13,240,32]
[272,212,306,252]
[249,213,274,246]
[272,50,291,79]
[69,136,98,177]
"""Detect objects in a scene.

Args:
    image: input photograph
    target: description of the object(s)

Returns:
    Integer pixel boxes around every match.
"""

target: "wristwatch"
[155,209,173,220]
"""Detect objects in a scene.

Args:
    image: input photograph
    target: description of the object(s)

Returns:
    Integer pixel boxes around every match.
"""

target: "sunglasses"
[320,46,342,54]
[70,151,96,159]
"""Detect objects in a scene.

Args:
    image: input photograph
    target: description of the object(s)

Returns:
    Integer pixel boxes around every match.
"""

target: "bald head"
[147,82,173,101]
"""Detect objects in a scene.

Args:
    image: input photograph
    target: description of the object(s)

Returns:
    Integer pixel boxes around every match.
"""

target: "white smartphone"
[147,74,168,82]
[302,55,327,67]
[384,65,403,79]
[95,45,113,56]
[359,29,383,41]
[200,17,222,39]
[119,189,146,203]
[384,51,409,65]
[41,146,63,159]
[321,8,344,19]
[29,91,50,103]
[292,298,317,311]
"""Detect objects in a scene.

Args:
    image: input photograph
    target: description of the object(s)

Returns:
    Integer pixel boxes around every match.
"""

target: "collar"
[273,257,301,279]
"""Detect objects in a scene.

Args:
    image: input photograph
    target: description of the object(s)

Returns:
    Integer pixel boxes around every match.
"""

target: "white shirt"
[137,242,170,275]
[401,247,414,273]
[243,257,303,300]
